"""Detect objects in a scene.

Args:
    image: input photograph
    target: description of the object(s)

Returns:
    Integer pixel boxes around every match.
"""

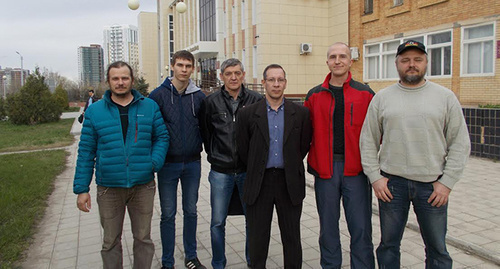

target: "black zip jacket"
[199,85,263,173]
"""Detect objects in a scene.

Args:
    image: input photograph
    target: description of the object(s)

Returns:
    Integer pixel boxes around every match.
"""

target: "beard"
[399,68,425,85]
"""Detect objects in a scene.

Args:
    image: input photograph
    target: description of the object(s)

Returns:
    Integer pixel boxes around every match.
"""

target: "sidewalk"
[20,117,500,268]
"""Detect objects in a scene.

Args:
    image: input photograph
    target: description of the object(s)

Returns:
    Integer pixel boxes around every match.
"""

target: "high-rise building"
[78,44,104,88]
[103,24,140,73]
[138,12,160,88]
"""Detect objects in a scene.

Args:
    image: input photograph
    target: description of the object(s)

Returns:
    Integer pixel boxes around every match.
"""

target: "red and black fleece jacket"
[304,72,374,179]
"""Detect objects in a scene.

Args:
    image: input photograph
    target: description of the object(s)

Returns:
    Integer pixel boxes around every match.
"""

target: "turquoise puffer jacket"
[73,89,169,194]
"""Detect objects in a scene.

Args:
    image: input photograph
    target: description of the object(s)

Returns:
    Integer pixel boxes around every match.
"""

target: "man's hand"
[77,193,91,212]
[427,181,451,207]
[372,177,393,203]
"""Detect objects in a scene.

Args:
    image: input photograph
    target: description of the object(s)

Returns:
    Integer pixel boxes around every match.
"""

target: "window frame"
[363,29,454,81]
[460,22,496,77]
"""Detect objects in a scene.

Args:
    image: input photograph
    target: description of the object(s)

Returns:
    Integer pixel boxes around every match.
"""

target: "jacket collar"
[321,71,352,89]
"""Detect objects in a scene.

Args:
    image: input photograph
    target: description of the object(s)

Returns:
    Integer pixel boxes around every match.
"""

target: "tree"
[0,97,6,120]
[53,84,69,110]
[134,76,150,97]
[6,68,62,125]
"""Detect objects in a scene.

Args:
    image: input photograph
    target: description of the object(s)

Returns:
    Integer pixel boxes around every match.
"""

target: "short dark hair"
[262,64,286,80]
[171,50,195,66]
[106,61,134,83]
[88,89,94,93]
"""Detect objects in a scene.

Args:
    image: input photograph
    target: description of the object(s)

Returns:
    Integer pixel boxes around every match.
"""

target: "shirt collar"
[266,98,285,112]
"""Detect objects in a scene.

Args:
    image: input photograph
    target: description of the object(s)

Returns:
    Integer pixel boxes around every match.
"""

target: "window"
[462,23,495,75]
[393,0,403,6]
[364,44,380,79]
[252,0,257,25]
[364,0,373,14]
[364,30,453,80]
[232,5,237,34]
[427,32,451,76]
[363,41,398,80]
[200,0,216,41]
[241,0,246,30]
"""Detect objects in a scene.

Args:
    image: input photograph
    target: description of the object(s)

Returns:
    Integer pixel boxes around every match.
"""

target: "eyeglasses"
[265,78,286,84]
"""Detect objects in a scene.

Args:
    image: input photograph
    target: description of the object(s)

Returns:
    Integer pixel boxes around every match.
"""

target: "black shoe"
[161,266,174,269]
[185,257,206,269]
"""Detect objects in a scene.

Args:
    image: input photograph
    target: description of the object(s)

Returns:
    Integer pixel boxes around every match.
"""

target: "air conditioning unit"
[300,43,312,54]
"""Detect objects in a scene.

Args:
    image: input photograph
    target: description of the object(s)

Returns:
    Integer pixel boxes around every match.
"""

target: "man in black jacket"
[83,89,97,112]
[237,64,312,269]
[199,58,262,269]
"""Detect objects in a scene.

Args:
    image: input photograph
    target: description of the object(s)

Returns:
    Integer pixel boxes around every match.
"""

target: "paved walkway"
[19,116,500,268]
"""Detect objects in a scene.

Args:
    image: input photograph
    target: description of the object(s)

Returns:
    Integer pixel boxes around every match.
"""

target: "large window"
[200,0,216,41]
[462,23,495,75]
[364,30,453,81]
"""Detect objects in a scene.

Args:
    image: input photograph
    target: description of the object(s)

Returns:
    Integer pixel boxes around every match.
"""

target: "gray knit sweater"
[360,80,470,189]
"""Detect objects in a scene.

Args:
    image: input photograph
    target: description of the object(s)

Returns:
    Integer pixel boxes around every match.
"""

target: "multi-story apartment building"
[151,0,498,104]
[0,67,29,95]
[103,24,140,73]
[138,12,161,88]
[77,44,105,88]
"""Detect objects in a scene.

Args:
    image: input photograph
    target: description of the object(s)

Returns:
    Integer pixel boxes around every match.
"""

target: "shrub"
[6,68,62,125]
[53,84,69,111]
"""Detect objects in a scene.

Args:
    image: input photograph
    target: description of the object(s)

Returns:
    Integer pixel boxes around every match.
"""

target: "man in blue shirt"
[236,64,312,269]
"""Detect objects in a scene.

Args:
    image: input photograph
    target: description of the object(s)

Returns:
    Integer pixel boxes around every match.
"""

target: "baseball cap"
[396,40,427,56]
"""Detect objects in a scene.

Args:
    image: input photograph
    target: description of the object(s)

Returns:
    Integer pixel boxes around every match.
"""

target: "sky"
[0,0,158,81]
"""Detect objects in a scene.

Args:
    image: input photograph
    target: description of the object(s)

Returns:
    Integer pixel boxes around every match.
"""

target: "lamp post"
[2,75,6,99]
[15,51,24,87]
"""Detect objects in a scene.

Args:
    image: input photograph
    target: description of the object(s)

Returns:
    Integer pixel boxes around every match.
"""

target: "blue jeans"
[377,174,451,269]
[315,161,374,269]
[157,160,201,267]
[209,170,249,269]
[97,180,156,269]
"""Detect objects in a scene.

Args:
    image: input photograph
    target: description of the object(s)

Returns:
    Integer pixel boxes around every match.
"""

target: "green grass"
[0,150,67,268]
[0,119,74,152]
[64,107,81,112]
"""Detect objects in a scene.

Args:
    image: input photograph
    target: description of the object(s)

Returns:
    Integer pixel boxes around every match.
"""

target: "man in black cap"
[360,40,470,268]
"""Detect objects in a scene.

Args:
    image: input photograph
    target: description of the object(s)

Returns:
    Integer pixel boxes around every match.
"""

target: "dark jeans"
[377,173,451,269]
[157,161,201,267]
[209,170,249,269]
[315,161,374,269]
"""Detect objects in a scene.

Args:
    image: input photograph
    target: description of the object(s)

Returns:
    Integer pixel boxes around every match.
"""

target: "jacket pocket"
[349,102,368,127]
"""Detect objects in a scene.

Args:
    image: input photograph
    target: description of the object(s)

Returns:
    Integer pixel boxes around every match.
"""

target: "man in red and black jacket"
[304,42,375,269]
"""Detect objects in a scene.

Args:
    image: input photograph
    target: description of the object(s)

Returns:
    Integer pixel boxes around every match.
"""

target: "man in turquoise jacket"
[74,61,169,269]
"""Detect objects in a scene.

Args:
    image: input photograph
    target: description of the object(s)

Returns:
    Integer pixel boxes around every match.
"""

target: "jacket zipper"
[350,103,353,126]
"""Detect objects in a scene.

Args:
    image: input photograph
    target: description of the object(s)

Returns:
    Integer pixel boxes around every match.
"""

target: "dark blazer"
[236,98,312,206]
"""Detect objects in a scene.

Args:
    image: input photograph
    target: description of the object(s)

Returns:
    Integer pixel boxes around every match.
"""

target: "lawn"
[0,150,67,268]
[64,107,81,112]
[0,119,74,153]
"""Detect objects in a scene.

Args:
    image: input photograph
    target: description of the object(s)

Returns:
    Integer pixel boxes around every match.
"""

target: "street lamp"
[2,75,6,99]
[15,51,24,87]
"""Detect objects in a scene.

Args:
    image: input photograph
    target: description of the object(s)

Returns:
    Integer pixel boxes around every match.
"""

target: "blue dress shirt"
[266,99,285,169]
